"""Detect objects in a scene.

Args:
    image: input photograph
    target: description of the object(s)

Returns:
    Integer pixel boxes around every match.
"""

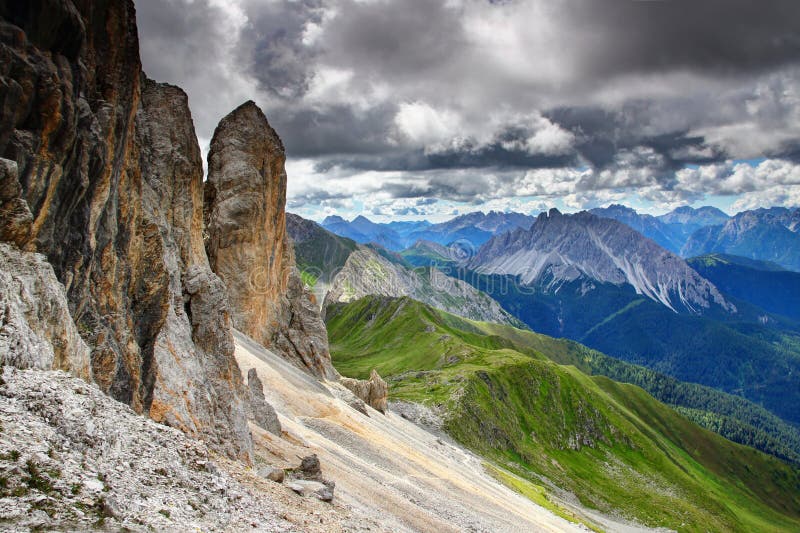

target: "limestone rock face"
[204,102,337,380]
[0,243,91,379]
[340,369,388,414]
[134,79,252,461]
[0,1,251,461]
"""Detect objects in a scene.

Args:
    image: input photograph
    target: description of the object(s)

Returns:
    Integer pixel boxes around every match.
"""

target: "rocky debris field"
[0,367,374,532]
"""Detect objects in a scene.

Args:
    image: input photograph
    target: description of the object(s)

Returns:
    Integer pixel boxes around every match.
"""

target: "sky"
[136,0,800,223]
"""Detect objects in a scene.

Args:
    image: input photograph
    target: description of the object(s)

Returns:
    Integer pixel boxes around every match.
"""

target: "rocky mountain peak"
[471,210,734,315]
[322,215,347,225]
[659,205,730,226]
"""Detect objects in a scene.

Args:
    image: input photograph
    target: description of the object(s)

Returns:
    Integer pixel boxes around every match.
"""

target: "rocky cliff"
[204,102,337,381]
[0,0,252,460]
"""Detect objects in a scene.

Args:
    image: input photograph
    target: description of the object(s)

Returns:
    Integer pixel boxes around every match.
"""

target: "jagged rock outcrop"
[204,102,337,380]
[246,368,281,435]
[0,243,91,379]
[0,1,252,460]
[340,369,388,414]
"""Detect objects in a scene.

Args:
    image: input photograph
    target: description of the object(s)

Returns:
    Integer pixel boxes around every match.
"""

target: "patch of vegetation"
[457,315,800,465]
[0,449,20,461]
[80,497,115,527]
[688,253,800,321]
[484,463,600,531]
[327,295,800,532]
[299,269,318,289]
[292,226,358,284]
[23,460,57,494]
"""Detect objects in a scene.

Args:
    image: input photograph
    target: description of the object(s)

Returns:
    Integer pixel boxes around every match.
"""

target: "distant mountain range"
[321,211,534,251]
[682,207,800,271]
[320,214,418,250]
[288,213,521,326]
[588,204,730,254]
[321,204,800,272]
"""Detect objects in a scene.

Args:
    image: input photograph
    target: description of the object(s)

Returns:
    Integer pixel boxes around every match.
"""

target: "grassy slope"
[326,296,800,532]
[457,315,800,465]
[457,270,800,425]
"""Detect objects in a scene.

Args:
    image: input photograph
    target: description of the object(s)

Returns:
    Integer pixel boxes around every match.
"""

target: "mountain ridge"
[682,207,800,270]
[470,208,734,315]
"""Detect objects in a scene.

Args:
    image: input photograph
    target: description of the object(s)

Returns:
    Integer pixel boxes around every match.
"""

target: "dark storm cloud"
[563,0,800,77]
[546,104,725,170]
[316,144,577,173]
[239,0,324,99]
[136,0,800,209]
[269,104,399,158]
[320,0,466,80]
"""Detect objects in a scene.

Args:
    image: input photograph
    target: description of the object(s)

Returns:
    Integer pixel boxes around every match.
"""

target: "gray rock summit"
[471,209,735,314]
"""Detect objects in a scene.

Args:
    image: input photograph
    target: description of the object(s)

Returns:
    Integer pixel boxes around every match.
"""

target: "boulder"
[257,466,285,483]
[299,454,322,480]
[340,369,389,414]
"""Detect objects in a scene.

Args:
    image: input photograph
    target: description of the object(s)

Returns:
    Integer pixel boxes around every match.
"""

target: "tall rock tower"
[204,102,338,380]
